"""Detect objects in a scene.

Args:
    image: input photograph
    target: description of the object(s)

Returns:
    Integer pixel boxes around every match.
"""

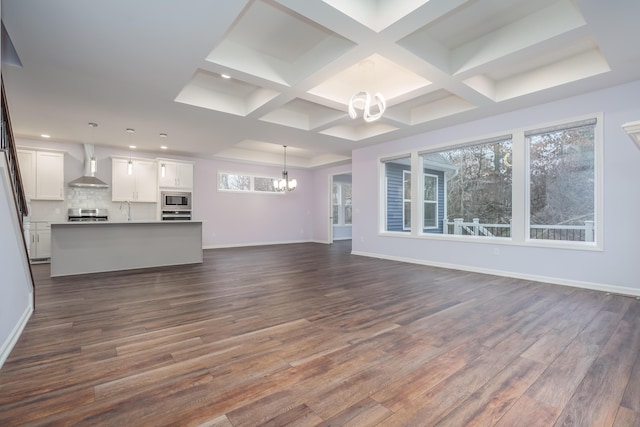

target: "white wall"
[352,80,640,295]
[0,158,34,368]
[193,157,315,248]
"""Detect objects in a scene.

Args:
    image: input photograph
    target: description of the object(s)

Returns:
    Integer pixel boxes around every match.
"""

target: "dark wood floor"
[1,241,639,426]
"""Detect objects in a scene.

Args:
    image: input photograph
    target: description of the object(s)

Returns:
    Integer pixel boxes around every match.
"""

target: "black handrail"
[1,78,29,220]
[1,76,36,308]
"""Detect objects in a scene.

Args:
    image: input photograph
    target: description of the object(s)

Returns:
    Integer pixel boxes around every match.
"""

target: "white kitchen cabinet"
[17,149,65,200]
[158,160,193,189]
[29,222,51,261]
[111,158,157,202]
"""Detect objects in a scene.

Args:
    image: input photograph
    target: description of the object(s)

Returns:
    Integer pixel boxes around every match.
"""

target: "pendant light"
[273,145,297,192]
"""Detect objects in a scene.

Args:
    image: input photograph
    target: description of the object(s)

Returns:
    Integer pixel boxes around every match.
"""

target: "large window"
[527,119,596,242]
[380,115,601,248]
[421,136,513,238]
[332,182,352,225]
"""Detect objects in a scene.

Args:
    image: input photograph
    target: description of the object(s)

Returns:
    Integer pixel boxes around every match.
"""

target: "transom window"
[218,172,280,193]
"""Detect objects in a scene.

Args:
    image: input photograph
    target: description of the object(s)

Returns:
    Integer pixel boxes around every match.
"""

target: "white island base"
[50,221,203,277]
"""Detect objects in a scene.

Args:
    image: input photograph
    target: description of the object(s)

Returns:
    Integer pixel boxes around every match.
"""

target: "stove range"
[67,208,109,222]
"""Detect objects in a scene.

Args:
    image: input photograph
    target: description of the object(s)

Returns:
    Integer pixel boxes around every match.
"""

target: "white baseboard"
[203,239,313,250]
[351,250,640,298]
[0,299,33,369]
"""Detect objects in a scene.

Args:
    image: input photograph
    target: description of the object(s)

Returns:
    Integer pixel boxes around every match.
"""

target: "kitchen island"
[50,220,203,277]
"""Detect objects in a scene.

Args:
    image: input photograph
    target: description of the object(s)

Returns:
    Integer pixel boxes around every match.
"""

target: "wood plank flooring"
[1,241,639,426]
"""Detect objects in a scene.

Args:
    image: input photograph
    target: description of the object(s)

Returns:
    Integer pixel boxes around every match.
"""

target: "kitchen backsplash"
[28,187,158,222]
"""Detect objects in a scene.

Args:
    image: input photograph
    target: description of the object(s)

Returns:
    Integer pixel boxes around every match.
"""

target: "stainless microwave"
[161,191,192,210]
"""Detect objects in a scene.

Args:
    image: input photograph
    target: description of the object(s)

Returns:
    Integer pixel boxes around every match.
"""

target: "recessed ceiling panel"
[175,70,279,116]
[464,44,611,102]
[398,0,586,75]
[207,0,355,86]
[320,121,398,141]
[322,0,430,32]
[385,90,477,125]
[260,99,345,130]
[216,140,350,167]
[308,54,431,105]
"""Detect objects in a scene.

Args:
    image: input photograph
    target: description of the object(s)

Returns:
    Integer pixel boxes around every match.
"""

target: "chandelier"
[348,59,386,122]
[274,145,297,192]
[348,91,386,122]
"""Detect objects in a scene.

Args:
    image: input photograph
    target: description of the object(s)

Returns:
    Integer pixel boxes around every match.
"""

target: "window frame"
[378,113,603,251]
[402,170,411,231]
[218,171,283,194]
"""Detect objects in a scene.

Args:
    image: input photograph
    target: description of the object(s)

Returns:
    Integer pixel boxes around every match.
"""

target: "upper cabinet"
[17,149,65,200]
[111,157,157,202]
[158,159,193,189]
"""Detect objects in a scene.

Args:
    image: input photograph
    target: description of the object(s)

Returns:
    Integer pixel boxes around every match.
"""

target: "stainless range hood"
[68,144,109,188]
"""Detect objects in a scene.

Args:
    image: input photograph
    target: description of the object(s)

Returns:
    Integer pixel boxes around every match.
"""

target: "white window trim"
[403,170,411,231]
[377,113,603,251]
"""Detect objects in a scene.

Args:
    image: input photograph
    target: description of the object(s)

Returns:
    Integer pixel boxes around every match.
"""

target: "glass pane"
[254,176,277,192]
[424,175,436,201]
[424,203,437,228]
[422,138,512,238]
[404,201,411,229]
[403,171,411,199]
[384,157,411,232]
[332,205,339,224]
[219,173,250,191]
[345,205,352,225]
[528,123,595,242]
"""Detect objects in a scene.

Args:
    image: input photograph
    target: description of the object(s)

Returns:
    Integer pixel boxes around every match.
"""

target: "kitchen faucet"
[120,201,131,221]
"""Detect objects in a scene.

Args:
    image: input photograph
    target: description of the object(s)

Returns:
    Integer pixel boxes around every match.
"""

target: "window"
[218,173,250,191]
[218,172,280,193]
[421,136,512,238]
[527,119,596,242]
[423,174,438,229]
[332,182,352,226]
[380,115,601,248]
[254,176,277,192]
[382,156,411,232]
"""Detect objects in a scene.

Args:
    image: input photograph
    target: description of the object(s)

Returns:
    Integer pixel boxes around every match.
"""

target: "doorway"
[329,173,352,244]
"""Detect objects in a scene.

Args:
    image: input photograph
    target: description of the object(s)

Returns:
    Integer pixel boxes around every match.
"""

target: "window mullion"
[511,131,526,243]
[411,152,421,236]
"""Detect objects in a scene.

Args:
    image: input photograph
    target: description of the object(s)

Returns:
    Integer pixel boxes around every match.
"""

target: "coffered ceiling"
[2,0,640,168]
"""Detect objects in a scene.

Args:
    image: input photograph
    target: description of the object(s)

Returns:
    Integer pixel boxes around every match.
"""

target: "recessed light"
[129,145,136,149]
[160,146,168,150]
[40,134,51,138]
[221,73,231,79]
[159,132,168,138]
[126,128,135,133]
[88,122,98,128]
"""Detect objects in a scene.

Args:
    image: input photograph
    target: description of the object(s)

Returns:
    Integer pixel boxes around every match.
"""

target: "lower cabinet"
[29,222,51,261]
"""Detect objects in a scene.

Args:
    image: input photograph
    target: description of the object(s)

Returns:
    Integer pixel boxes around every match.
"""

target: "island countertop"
[51,220,202,225]
[50,220,203,277]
